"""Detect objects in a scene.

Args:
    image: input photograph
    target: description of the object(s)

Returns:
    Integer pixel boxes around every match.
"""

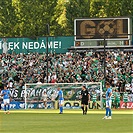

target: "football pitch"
[0,109,133,133]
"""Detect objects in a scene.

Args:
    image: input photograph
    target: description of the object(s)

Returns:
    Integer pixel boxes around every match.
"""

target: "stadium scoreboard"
[74,17,132,47]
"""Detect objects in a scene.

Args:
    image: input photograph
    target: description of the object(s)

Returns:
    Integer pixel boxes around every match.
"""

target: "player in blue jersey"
[0,88,2,110]
[1,84,11,114]
[102,82,112,119]
[57,87,64,114]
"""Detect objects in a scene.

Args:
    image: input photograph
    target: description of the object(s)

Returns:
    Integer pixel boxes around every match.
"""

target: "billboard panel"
[0,36,74,54]
[74,17,131,41]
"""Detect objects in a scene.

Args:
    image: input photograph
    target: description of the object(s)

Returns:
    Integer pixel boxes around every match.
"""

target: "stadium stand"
[0,50,133,94]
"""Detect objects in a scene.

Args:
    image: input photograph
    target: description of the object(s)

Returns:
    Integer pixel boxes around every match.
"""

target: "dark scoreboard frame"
[74,17,131,41]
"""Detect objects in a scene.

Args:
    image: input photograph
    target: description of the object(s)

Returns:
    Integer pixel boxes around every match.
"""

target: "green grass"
[0,109,133,133]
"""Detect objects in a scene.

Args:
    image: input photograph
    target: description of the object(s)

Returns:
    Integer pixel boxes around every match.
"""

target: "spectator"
[0,50,132,95]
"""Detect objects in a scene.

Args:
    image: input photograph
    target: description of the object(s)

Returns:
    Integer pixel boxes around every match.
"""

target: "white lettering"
[36,89,42,96]
[59,41,61,48]
[6,40,63,50]
[14,42,20,49]
[29,42,33,49]
[0,41,2,49]
[10,89,18,97]
[131,103,133,108]
[54,41,59,48]
[30,89,35,97]
[10,104,16,108]
[22,42,28,49]
[40,40,46,49]
[8,42,14,50]
[34,42,40,49]
[48,41,52,48]
[28,104,34,108]
[20,103,25,109]
[21,90,25,97]
[13,90,18,98]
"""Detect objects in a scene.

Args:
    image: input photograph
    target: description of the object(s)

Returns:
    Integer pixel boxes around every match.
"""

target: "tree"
[0,0,57,37]
[18,0,57,37]
[0,0,132,37]
[0,0,18,37]
[65,0,90,35]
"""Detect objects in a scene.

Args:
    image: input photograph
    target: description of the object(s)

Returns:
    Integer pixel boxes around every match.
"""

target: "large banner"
[0,101,54,109]
[8,83,100,102]
[0,83,101,109]
[1,101,101,109]
[1,101,131,109]
[0,36,74,54]
[63,101,101,109]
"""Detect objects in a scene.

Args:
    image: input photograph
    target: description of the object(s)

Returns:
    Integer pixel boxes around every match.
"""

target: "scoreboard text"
[74,17,130,41]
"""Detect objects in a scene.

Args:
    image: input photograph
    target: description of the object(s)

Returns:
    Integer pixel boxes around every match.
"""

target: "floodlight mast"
[46,23,50,83]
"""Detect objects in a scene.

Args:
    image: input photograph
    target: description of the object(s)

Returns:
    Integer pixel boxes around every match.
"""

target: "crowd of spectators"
[0,50,133,94]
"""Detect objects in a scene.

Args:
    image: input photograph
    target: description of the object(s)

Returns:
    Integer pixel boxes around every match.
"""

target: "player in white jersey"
[102,82,112,119]
[51,91,57,109]
[1,84,11,114]
[42,91,48,109]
